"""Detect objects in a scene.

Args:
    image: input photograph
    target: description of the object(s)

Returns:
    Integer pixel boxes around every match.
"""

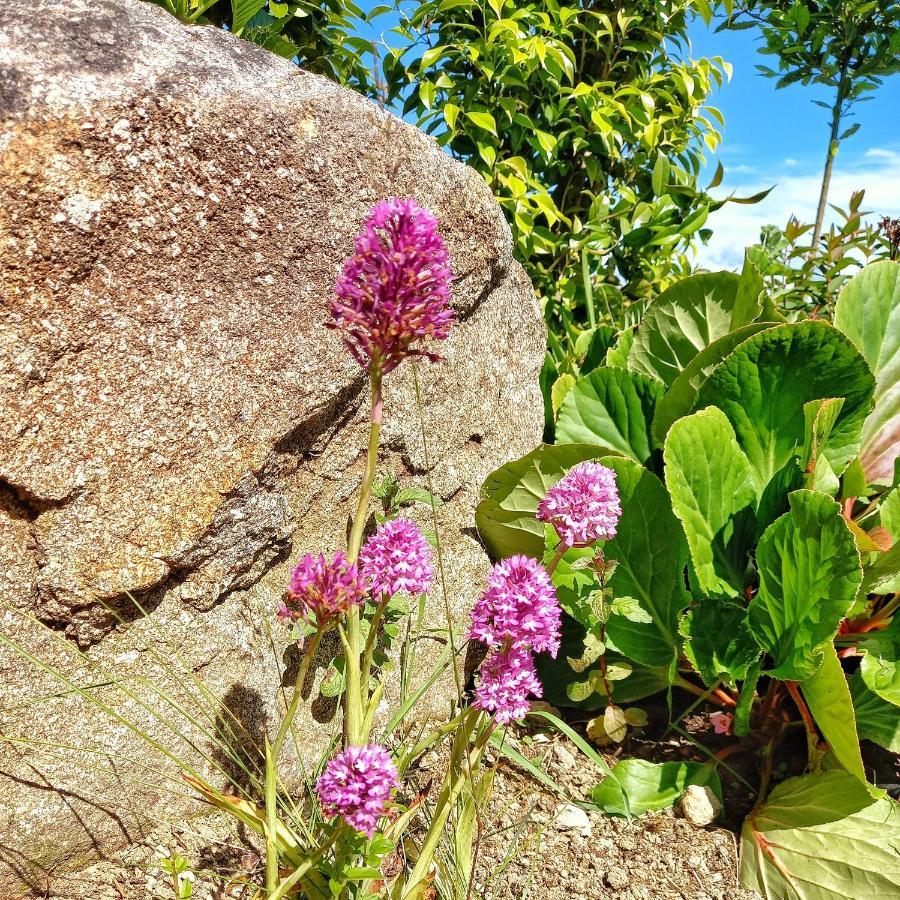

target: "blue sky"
[355,4,900,269]
[687,18,900,267]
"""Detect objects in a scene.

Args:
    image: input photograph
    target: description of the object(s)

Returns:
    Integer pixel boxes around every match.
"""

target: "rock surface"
[0,0,544,892]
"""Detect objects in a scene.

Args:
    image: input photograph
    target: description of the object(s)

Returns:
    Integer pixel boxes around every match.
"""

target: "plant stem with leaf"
[345,365,384,746]
[265,628,325,894]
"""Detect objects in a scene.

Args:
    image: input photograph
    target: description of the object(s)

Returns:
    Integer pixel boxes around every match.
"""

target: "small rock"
[606,867,629,890]
[555,803,593,837]
[554,745,577,770]
[680,784,723,827]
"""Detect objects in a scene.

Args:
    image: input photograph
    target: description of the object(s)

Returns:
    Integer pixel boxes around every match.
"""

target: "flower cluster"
[470,556,561,726]
[329,198,455,374]
[469,555,560,655]
[537,461,622,547]
[471,646,542,725]
[360,518,433,598]
[316,744,398,836]
[283,552,366,626]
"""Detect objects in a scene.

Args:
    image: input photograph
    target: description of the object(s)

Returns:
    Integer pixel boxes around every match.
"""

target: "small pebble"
[555,803,593,837]
[680,784,723,827]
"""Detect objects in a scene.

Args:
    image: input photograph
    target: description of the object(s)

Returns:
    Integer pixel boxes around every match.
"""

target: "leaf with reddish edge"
[740,772,899,899]
[834,261,900,485]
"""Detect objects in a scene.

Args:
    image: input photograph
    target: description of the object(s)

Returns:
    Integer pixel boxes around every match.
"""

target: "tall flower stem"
[402,709,492,898]
[360,594,389,694]
[265,628,325,894]
[345,365,384,745]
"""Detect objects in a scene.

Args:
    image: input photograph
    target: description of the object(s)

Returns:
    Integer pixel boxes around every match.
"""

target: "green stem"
[269,825,342,900]
[395,710,468,774]
[402,712,492,898]
[264,629,325,894]
[360,594,389,694]
[345,366,383,746]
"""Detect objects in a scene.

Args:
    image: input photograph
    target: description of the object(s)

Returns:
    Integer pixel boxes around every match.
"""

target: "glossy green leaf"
[859,615,900,706]
[475,444,609,560]
[231,0,267,34]
[749,490,862,681]
[679,599,760,688]
[664,407,759,597]
[606,328,635,369]
[627,272,750,386]
[834,261,900,484]
[601,457,691,667]
[800,644,866,784]
[651,322,774,445]
[695,322,875,490]
[555,368,665,464]
[591,759,721,817]
[740,772,900,899]
[465,110,498,135]
[850,670,900,752]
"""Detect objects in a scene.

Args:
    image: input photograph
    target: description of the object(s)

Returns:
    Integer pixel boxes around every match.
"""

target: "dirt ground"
[470,733,759,900]
[30,724,760,900]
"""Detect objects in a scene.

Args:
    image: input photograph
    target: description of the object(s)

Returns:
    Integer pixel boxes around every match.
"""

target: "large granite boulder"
[0,0,544,892]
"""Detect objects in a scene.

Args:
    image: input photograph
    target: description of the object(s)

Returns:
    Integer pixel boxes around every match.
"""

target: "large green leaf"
[679,599,760,688]
[861,488,900,595]
[740,772,900,899]
[859,614,900,706]
[591,759,722,818]
[749,491,862,681]
[231,0,267,34]
[475,444,609,560]
[800,644,866,784]
[536,615,671,711]
[555,367,664,464]
[834,261,900,484]
[651,322,774,445]
[850,670,900,752]
[627,272,752,387]
[695,322,875,490]
[601,457,691,667]
[664,407,759,597]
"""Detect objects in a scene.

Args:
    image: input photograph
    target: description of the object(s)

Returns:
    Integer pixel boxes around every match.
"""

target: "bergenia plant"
[185,198,570,898]
[476,259,900,898]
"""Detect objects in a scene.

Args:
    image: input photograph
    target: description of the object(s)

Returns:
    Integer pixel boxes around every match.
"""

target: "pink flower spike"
[710,711,734,735]
[473,646,542,725]
[469,555,561,656]
[360,518,433,598]
[329,198,455,374]
[316,744,398,836]
[284,551,366,627]
[537,461,622,548]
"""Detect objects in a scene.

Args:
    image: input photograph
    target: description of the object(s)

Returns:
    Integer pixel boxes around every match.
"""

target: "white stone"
[680,784,723,827]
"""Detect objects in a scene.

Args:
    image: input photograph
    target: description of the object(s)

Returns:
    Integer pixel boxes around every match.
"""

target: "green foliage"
[591,758,722,817]
[554,368,664,464]
[834,259,900,484]
[740,772,900,898]
[382,1,737,328]
[477,259,900,889]
[749,490,861,681]
[749,190,894,316]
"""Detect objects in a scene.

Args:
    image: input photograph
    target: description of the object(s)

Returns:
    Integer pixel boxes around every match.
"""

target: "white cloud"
[694,147,900,271]
[784,157,799,166]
